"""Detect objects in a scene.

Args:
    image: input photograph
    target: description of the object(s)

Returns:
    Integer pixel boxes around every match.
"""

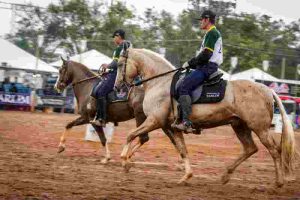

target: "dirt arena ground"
[0,110,300,200]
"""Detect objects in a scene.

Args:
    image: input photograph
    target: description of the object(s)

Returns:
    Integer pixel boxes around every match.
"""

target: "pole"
[31,35,44,112]
[31,42,39,112]
[281,57,286,79]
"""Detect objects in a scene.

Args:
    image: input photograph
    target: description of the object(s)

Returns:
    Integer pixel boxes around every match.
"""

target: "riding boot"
[90,97,107,127]
[172,95,195,133]
[99,97,107,126]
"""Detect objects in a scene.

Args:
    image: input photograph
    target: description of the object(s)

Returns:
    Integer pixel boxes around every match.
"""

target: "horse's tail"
[272,90,296,177]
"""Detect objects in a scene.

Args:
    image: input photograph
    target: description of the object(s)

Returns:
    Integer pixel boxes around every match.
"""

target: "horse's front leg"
[121,115,160,172]
[92,124,111,164]
[58,117,88,153]
[127,134,149,159]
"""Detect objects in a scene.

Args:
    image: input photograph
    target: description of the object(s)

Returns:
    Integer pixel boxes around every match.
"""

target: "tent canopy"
[50,49,112,71]
[230,68,278,81]
[0,38,58,73]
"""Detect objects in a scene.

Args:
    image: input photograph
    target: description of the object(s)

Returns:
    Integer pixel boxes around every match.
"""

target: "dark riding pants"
[91,70,117,98]
[178,63,218,96]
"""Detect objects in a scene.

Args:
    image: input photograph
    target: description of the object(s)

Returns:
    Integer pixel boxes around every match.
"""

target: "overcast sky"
[0,0,299,36]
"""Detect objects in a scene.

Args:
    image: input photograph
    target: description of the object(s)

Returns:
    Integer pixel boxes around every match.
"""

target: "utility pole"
[262,60,269,84]
[281,57,286,79]
[31,34,44,112]
[10,5,16,35]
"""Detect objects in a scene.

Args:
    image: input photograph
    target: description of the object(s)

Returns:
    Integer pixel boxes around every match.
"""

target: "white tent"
[50,49,112,71]
[230,68,279,81]
[0,38,58,73]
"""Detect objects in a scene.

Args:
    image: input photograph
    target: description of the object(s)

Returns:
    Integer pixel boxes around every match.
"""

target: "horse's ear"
[60,55,70,65]
[61,56,67,65]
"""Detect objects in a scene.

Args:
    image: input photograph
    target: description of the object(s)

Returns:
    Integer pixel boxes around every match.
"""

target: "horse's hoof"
[177,180,189,186]
[177,172,193,185]
[284,174,296,182]
[221,173,231,184]
[101,158,111,164]
[57,146,65,153]
[122,161,133,173]
[175,164,185,171]
[276,181,284,188]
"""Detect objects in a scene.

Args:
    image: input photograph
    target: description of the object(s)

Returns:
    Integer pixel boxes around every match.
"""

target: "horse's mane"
[69,60,97,77]
[135,48,176,70]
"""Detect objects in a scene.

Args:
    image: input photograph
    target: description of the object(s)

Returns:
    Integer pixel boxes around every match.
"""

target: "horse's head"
[115,49,138,89]
[54,56,73,93]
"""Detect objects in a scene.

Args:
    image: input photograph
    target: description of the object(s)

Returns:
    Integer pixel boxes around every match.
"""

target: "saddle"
[107,85,130,103]
[92,79,130,103]
[171,69,227,104]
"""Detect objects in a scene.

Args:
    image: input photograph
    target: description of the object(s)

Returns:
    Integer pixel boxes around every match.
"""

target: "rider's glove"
[182,61,190,69]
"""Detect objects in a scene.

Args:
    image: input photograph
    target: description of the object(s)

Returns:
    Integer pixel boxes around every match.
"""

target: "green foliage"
[6,0,300,79]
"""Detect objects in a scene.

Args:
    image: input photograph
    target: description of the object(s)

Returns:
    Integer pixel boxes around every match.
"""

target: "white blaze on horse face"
[54,73,60,92]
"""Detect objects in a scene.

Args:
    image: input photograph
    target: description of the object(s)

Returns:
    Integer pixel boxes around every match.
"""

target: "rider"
[91,29,131,126]
[172,10,223,133]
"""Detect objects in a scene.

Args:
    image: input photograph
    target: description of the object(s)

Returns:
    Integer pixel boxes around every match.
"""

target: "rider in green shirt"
[172,10,223,133]
[90,29,131,126]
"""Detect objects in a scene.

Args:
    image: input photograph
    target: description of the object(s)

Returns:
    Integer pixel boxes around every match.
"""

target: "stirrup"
[171,118,180,129]
[172,122,195,133]
[90,116,106,127]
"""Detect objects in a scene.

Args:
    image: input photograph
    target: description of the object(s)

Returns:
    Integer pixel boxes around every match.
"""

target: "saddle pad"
[171,70,227,104]
[107,85,130,103]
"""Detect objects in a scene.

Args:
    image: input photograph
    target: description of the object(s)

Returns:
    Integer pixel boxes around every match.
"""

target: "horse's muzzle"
[54,82,66,93]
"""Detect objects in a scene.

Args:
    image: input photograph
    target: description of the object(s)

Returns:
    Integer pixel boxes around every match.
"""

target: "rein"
[120,50,183,122]
[129,67,184,87]
[120,50,184,88]
[71,75,101,87]
[120,51,183,124]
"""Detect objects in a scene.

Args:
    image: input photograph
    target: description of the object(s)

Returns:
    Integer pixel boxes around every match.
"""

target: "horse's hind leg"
[254,129,283,187]
[172,130,193,184]
[58,117,87,153]
[221,119,258,184]
[92,125,111,164]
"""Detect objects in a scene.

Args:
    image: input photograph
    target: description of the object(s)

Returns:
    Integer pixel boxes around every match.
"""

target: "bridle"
[117,50,134,89]
[120,50,130,86]
[60,61,101,88]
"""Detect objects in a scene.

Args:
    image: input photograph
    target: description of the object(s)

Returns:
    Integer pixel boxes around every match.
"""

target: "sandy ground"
[0,110,300,200]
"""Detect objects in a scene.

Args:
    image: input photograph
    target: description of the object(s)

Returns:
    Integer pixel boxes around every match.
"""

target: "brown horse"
[115,48,296,187]
[54,58,177,163]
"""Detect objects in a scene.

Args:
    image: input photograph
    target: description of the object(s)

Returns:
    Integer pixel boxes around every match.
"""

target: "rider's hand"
[182,61,189,69]
[101,63,108,69]
[98,64,108,73]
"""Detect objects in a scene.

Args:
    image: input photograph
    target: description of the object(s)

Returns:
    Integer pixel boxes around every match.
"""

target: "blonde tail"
[272,90,295,178]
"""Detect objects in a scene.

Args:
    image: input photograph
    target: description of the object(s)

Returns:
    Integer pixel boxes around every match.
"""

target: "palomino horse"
[54,58,177,163]
[115,48,296,187]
